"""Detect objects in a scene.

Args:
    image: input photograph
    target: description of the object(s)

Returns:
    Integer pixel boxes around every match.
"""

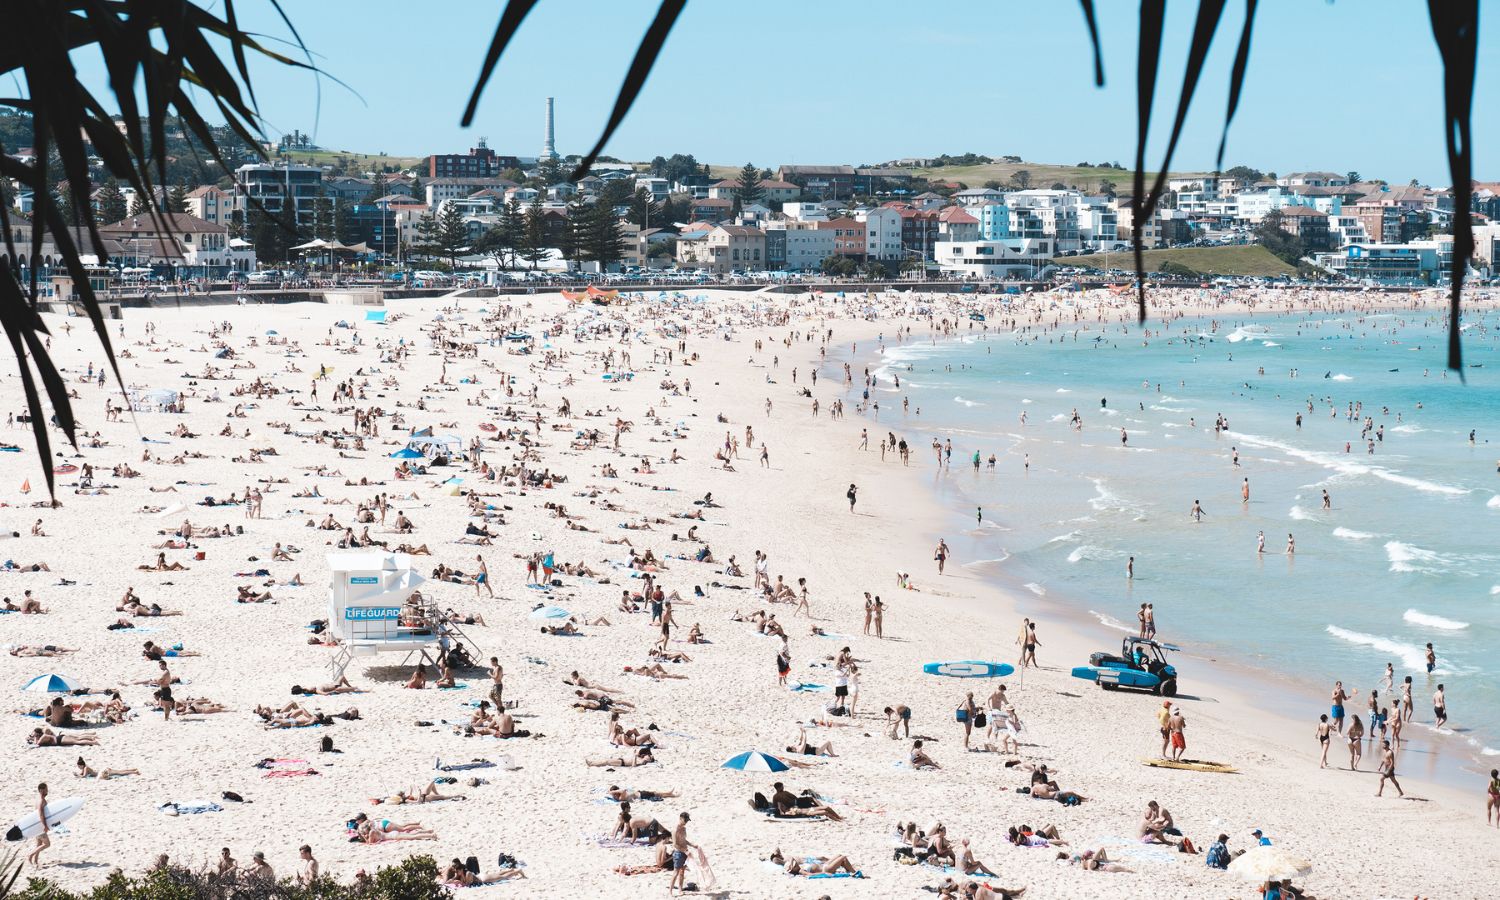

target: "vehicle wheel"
[1160,679,1178,698]
[1100,682,1118,691]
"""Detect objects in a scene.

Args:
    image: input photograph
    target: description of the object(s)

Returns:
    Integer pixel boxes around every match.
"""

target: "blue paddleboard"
[923,660,1013,678]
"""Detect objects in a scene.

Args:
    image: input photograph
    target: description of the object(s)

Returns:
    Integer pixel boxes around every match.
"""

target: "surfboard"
[1070,666,1101,681]
[1141,758,1238,774]
[922,661,1013,678]
[52,464,78,475]
[6,798,83,841]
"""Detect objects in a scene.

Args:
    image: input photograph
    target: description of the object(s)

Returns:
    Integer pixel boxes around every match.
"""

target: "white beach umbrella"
[1227,845,1312,882]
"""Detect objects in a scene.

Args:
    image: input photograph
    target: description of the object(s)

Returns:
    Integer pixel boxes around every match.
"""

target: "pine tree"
[559,201,585,262]
[585,202,625,269]
[521,195,548,269]
[628,186,661,229]
[365,172,387,204]
[333,197,356,245]
[127,190,146,217]
[97,178,127,223]
[409,175,424,201]
[169,182,189,214]
[411,211,440,263]
[735,162,762,207]
[500,198,525,268]
[436,202,468,268]
[56,183,77,226]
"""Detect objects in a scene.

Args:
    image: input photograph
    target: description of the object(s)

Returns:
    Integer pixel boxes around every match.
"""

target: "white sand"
[1,288,1494,898]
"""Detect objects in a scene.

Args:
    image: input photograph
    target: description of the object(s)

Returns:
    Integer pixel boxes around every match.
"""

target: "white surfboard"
[923,661,1014,678]
[6,798,83,841]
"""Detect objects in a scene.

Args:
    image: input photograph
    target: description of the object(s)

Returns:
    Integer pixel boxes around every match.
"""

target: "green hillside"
[1063,244,1295,277]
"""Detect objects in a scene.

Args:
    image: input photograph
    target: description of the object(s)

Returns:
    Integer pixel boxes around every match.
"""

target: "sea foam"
[1403,609,1469,630]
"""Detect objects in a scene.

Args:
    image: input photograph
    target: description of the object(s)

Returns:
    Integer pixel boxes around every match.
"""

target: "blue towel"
[789,683,827,692]
[808,871,864,879]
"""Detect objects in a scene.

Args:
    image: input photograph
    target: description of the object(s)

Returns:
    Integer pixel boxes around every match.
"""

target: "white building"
[860,207,904,261]
[426,177,518,209]
[782,202,829,223]
[767,223,836,271]
[933,237,1054,278]
[632,176,670,202]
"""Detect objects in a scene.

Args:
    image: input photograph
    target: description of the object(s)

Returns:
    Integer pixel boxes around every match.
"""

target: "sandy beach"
[2,286,1496,898]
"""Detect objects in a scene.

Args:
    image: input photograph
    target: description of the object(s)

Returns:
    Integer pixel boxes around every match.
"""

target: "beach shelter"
[1227,846,1312,882]
[403,433,462,462]
[528,605,571,620]
[364,309,388,323]
[721,751,789,773]
[325,551,435,678]
[22,674,80,694]
[389,447,424,459]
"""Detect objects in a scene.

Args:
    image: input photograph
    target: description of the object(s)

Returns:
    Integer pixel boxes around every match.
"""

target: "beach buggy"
[1071,637,1179,697]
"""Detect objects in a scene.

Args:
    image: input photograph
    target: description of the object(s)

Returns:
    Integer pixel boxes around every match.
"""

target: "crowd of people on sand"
[3,288,1493,896]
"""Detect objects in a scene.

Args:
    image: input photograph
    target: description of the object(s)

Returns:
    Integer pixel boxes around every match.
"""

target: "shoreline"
[846,318,1494,802]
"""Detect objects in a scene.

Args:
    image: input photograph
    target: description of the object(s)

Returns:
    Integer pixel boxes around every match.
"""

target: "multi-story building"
[427,140,520,179]
[232,163,323,225]
[779,224,835,271]
[707,179,800,204]
[1315,241,1444,284]
[815,217,866,258]
[782,202,830,223]
[973,203,1011,241]
[933,237,1054,278]
[184,186,230,227]
[632,176,671,202]
[322,176,375,205]
[937,206,979,242]
[1349,201,1405,245]
[778,165,862,201]
[894,206,941,259]
[688,197,733,223]
[1277,171,1348,188]
[99,212,254,277]
[426,177,518,210]
[1274,205,1332,251]
[861,207,904,261]
[1005,190,1082,252]
[674,224,766,273]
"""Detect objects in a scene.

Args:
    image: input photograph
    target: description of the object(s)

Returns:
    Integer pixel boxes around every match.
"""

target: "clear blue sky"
[73,1,1500,183]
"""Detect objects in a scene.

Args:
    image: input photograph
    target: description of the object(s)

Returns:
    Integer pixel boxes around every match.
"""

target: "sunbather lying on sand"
[767,849,859,876]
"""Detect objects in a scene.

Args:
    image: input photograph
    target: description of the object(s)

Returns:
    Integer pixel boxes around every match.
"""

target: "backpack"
[974,712,988,728]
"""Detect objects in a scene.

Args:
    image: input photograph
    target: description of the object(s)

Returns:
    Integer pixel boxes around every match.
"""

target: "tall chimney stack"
[541,97,559,162]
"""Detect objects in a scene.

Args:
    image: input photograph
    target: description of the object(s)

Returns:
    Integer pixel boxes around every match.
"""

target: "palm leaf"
[569,0,687,181]
[1215,0,1259,172]
[1130,0,1167,321]
[461,0,542,128]
[1427,0,1477,373]
[1077,1,1105,86]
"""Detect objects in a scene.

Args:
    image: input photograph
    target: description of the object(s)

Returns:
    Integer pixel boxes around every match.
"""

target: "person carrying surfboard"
[26,783,48,868]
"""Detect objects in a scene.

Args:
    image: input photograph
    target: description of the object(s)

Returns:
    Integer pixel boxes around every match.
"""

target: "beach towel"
[789,683,828,692]
[264,768,319,778]
[437,759,495,772]
[159,801,223,815]
[437,683,471,691]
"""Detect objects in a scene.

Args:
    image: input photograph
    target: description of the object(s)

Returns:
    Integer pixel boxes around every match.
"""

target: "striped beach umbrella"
[22,674,79,694]
[720,751,788,773]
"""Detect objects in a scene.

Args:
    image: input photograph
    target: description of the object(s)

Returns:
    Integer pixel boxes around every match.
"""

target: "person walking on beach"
[1346,715,1365,769]
[1316,714,1332,768]
[26,783,48,868]
[846,483,857,513]
[1375,740,1404,797]
[1487,769,1500,826]
[1020,622,1040,669]
[669,812,698,895]
[475,554,492,598]
[1434,684,1447,728]
[934,539,950,574]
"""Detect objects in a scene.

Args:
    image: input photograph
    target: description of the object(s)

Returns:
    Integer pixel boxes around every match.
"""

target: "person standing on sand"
[297,845,319,885]
[1137,604,1149,639]
[1375,741,1404,797]
[863,593,873,635]
[934,539,950,574]
[1167,707,1187,762]
[775,643,790,687]
[487,658,504,708]
[1157,700,1172,759]
[1316,714,1332,768]
[873,596,884,638]
[1487,769,1500,826]
[959,692,978,750]
[668,812,697,895]
[1329,681,1352,733]
[1144,605,1156,639]
[846,483,857,513]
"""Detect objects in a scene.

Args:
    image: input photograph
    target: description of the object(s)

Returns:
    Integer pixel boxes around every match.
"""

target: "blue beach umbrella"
[22,674,79,694]
[528,605,571,620]
[390,448,424,459]
[721,751,789,773]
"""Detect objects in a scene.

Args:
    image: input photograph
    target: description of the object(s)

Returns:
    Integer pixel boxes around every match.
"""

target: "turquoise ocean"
[861,305,1500,781]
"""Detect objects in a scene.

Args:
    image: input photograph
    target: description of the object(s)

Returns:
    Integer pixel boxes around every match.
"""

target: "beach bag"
[955,708,968,723]
[465,856,480,875]
[829,705,848,717]
[974,712,988,728]
[496,853,518,869]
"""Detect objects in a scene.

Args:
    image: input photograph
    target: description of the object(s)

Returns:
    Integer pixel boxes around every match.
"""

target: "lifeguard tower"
[325,551,477,678]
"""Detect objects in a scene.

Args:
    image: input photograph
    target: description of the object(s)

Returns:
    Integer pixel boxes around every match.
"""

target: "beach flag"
[20,479,30,494]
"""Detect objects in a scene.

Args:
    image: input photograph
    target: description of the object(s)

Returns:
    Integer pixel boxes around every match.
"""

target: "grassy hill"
[911,162,1203,192]
[1063,245,1295,277]
[279,149,426,172]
